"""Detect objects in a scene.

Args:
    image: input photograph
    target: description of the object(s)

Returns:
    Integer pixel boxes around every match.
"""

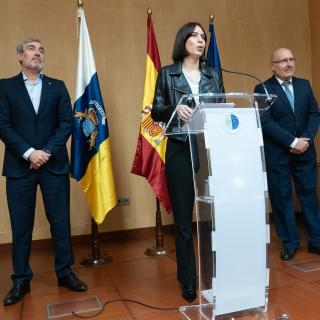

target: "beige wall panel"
[0,0,312,243]
[309,0,320,164]
[204,0,308,25]
[236,21,311,92]
[309,0,320,101]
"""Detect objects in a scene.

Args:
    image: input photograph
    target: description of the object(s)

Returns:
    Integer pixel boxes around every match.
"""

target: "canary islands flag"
[71,7,117,224]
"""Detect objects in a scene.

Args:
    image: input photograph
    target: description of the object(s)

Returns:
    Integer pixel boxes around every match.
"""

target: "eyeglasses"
[272,57,296,64]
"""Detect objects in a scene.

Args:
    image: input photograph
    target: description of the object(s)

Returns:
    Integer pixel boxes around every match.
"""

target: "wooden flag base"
[80,218,113,267]
[144,246,171,256]
[144,199,174,257]
[80,255,112,266]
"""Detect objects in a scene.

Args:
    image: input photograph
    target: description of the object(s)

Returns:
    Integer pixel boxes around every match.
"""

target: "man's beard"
[30,61,44,73]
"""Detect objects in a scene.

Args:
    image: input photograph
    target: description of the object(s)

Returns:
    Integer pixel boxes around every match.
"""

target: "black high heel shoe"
[181,284,197,302]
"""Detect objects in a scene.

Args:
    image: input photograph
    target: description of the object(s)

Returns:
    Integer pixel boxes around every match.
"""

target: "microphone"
[220,67,272,103]
[210,64,273,104]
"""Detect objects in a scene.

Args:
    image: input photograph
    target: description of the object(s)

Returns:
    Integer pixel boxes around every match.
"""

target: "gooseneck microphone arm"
[219,66,272,103]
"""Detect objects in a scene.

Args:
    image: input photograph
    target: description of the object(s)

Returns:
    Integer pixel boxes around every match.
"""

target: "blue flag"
[207,21,224,90]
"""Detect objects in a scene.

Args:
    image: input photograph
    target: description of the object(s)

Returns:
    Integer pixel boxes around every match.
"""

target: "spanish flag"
[131,14,171,213]
[71,7,117,224]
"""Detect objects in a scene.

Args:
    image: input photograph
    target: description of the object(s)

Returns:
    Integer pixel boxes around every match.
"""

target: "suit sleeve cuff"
[290,138,298,148]
[23,148,35,161]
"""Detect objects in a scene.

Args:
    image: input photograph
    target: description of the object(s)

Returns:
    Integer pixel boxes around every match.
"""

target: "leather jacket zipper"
[172,86,189,94]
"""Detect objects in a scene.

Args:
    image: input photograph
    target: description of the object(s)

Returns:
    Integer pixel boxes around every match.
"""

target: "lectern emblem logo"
[221,112,240,133]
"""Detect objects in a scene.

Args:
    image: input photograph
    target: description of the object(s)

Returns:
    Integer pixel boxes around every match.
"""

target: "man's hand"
[290,137,309,154]
[28,150,51,169]
[176,104,193,122]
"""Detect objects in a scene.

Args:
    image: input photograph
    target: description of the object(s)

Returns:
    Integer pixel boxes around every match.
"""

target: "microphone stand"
[219,67,273,103]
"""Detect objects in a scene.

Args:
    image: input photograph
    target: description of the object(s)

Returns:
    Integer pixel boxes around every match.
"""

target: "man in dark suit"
[255,47,320,260]
[0,37,87,306]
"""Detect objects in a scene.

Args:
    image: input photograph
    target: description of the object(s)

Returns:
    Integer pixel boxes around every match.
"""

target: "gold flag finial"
[209,13,214,24]
[76,0,83,39]
[147,7,152,16]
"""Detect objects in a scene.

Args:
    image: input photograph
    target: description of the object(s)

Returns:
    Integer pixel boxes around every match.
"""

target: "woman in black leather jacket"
[151,22,224,302]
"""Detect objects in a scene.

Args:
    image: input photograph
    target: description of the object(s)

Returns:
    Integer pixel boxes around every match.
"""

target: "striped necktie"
[282,81,295,111]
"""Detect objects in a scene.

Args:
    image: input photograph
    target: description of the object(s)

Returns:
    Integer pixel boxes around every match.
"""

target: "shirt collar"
[275,76,292,86]
[22,72,43,83]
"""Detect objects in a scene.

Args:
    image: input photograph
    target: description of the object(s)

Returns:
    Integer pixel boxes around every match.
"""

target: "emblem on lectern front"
[221,112,240,133]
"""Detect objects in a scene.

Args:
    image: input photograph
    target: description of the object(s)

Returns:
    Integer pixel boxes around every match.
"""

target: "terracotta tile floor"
[1,222,320,319]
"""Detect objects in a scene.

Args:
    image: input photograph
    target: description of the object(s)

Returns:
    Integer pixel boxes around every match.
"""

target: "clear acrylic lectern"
[164,93,277,320]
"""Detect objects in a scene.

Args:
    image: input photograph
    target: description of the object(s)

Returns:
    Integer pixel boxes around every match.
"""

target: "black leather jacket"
[151,61,224,141]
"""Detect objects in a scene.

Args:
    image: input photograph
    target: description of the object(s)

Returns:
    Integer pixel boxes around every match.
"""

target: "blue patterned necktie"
[282,81,295,111]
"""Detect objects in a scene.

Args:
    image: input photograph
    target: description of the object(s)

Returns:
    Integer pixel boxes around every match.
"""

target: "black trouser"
[165,138,196,287]
[267,155,320,250]
[6,168,74,285]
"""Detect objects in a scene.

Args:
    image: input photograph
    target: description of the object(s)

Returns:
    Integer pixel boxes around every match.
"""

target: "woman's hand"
[176,104,193,122]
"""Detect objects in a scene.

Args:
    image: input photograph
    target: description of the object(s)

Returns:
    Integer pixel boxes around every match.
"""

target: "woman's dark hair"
[172,22,207,63]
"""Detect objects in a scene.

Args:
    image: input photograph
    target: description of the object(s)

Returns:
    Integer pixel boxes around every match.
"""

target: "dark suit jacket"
[0,73,73,178]
[254,75,319,164]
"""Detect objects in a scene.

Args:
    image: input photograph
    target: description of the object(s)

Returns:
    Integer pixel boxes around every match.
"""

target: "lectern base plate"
[179,303,283,320]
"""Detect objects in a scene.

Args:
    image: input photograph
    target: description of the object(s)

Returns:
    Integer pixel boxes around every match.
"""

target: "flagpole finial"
[209,14,214,24]
[78,0,83,7]
[147,8,152,16]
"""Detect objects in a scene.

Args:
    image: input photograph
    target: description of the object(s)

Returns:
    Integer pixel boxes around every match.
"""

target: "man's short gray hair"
[16,37,42,54]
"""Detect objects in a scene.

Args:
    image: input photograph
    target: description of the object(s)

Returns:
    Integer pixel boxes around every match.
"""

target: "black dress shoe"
[3,283,30,305]
[308,244,320,255]
[280,247,297,260]
[58,272,87,291]
[181,285,197,303]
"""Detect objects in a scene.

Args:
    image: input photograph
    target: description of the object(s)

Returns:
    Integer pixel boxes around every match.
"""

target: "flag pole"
[81,218,113,266]
[144,198,172,256]
[76,0,83,38]
[75,0,112,267]
[210,13,214,24]
[144,8,172,256]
